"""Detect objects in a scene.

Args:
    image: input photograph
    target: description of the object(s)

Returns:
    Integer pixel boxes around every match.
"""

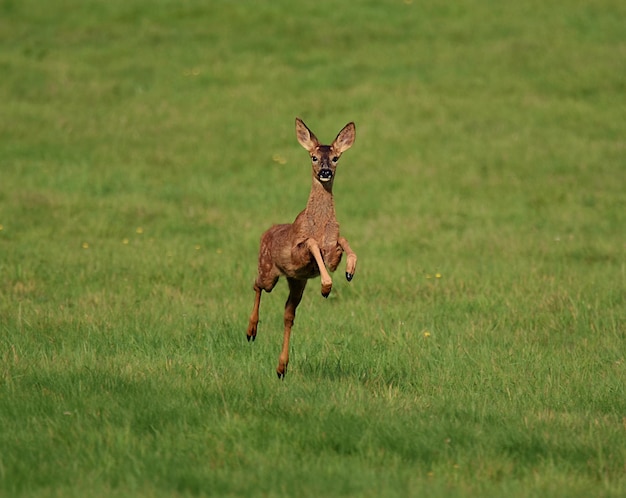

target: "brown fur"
[247,118,357,378]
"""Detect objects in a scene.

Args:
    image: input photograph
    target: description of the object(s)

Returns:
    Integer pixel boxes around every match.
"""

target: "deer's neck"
[303,179,336,221]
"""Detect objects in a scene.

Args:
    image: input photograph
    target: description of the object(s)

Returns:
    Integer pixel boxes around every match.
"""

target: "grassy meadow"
[1,0,625,496]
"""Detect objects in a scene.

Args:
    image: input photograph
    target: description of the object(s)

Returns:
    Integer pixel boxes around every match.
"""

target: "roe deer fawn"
[247,118,357,378]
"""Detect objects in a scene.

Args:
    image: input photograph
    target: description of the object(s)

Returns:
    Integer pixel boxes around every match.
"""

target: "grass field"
[1,0,625,496]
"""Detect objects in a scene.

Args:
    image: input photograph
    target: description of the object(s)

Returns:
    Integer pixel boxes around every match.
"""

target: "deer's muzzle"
[318,169,333,182]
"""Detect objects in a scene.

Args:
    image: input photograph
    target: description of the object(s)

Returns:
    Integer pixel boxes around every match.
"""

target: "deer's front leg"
[338,237,357,281]
[305,239,333,297]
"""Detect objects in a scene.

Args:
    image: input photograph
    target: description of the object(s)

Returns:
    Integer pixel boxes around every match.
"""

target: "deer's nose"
[318,168,333,182]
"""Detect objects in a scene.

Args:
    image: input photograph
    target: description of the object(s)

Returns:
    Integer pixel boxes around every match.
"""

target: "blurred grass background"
[1,0,625,496]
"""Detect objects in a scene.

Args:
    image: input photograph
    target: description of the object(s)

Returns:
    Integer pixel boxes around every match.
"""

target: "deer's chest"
[289,218,343,276]
[317,220,339,249]
[321,241,343,272]
[316,221,342,270]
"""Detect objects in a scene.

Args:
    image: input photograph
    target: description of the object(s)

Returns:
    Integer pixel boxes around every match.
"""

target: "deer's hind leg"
[247,284,262,342]
[247,231,281,342]
[277,277,307,379]
[247,272,279,342]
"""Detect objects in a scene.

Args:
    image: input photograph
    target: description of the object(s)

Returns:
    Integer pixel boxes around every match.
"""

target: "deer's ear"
[333,122,355,154]
[295,118,319,152]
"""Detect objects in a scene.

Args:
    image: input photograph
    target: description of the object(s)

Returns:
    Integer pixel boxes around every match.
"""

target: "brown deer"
[246,118,357,378]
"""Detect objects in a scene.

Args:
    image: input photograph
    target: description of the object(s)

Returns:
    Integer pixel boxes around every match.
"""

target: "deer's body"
[247,118,357,378]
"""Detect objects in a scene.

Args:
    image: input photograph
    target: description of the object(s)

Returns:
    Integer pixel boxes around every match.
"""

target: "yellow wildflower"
[272,154,287,165]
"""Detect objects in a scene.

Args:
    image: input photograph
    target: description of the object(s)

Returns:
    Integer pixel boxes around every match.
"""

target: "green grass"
[1,0,625,496]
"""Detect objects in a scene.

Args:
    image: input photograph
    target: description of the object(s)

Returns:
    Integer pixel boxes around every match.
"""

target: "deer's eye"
[312,156,318,162]
[332,156,339,163]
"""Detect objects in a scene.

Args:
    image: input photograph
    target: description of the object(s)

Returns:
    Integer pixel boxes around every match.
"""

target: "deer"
[246,118,358,378]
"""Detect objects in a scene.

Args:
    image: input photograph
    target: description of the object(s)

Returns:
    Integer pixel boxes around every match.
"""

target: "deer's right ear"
[295,117,319,152]
[333,122,356,154]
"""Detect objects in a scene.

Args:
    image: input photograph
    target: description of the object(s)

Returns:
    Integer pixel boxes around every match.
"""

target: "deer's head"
[295,118,355,187]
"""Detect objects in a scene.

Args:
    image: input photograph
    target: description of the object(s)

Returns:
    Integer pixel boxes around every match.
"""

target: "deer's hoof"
[276,365,287,379]
[321,282,332,298]
[346,272,353,282]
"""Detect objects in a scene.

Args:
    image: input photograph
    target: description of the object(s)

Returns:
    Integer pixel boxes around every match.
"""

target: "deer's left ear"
[332,122,356,154]
[295,118,320,152]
